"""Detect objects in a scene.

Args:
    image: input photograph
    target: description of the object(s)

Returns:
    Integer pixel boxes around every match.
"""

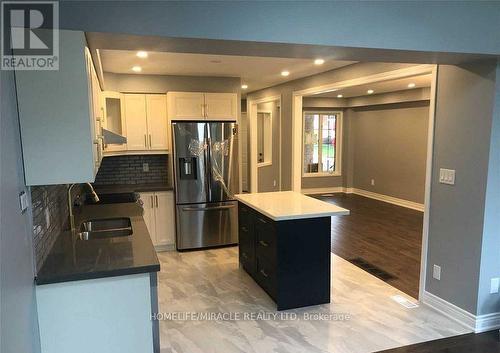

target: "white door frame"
[247,95,282,193]
[291,64,438,300]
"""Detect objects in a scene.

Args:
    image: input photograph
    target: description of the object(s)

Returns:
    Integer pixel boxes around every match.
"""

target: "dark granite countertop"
[93,183,173,194]
[36,203,160,285]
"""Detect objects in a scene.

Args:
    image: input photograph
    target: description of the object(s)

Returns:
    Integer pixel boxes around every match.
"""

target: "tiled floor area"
[157,247,469,353]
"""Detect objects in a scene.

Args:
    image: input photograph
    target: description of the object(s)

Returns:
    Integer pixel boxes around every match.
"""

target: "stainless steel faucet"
[68,183,99,231]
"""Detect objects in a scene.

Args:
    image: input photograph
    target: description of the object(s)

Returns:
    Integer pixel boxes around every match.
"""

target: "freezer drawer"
[176,201,238,250]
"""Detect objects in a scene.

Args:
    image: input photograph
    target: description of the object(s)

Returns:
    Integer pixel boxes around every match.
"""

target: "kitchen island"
[235,191,349,310]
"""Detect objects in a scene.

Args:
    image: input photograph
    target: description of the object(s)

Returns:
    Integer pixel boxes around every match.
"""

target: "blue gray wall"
[0,70,41,353]
[60,1,500,55]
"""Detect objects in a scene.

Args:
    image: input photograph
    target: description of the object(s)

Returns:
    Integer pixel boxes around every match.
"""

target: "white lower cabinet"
[140,191,175,250]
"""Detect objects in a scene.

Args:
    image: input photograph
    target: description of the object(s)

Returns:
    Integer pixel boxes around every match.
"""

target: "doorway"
[292,65,437,300]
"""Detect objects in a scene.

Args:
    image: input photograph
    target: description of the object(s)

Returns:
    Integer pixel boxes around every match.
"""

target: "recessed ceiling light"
[136,51,148,58]
[281,70,290,77]
[314,58,325,65]
[337,94,343,98]
[367,89,374,94]
[131,66,142,72]
[241,84,248,89]
[408,82,416,88]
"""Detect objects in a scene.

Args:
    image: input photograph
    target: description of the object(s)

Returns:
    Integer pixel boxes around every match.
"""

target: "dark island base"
[238,202,331,310]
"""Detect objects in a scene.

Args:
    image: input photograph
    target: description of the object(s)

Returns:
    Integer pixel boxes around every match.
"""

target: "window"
[303,111,342,176]
[257,111,272,166]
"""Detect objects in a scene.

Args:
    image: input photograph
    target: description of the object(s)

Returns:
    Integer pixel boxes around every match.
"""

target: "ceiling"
[310,74,432,98]
[99,49,355,93]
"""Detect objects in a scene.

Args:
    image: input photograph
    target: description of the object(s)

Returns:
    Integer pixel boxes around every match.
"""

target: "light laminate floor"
[157,247,469,353]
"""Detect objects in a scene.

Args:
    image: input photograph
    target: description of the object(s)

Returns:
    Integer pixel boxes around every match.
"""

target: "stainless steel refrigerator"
[172,121,238,250]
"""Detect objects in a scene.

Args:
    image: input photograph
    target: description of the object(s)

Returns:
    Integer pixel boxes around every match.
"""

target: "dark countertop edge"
[35,263,160,286]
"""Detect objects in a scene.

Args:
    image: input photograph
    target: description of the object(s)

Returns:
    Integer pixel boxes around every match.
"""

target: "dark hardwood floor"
[375,330,500,353]
[313,193,423,299]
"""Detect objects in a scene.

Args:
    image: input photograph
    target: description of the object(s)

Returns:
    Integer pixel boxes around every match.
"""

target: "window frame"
[256,110,273,168]
[302,110,343,178]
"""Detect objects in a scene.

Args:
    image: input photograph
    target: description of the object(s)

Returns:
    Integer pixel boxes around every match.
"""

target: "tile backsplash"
[94,154,169,186]
[31,184,71,271]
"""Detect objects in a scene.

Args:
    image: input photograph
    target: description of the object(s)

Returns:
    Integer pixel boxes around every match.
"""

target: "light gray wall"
[476,62,500,316]
[248,62,417,190]
[0,70,41,352]
[61,1,500,55]
[426,62,497,315]
[103,72,241,93]
[350,102,429,203]
[257,101,280,192]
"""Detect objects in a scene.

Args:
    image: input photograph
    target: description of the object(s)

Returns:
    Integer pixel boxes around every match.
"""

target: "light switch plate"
[143,163,149,172]
[491,278,499,294]
[19,191,28,213]
[439,168,455,185]
[433,264,441,280]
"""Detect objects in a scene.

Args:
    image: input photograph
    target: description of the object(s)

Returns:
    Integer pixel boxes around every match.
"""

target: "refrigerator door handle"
[182,205,235,212]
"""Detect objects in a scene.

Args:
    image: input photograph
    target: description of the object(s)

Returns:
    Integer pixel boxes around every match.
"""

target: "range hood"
[102,128,127,145]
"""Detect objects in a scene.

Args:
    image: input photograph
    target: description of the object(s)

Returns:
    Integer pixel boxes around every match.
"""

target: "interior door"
[123,94,148,150]
[172,122,208,204]
[207,122,238,202]
[146,94,168,150]
[204,93,237,120]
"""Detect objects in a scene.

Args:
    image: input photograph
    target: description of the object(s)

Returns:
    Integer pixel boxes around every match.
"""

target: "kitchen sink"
[78,217,132,240]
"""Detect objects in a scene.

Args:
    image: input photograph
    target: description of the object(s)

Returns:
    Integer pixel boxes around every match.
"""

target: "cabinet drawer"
[255,216,276,261]
[238,203,252,229]
[239,224,255,273]
[256,256,277,300]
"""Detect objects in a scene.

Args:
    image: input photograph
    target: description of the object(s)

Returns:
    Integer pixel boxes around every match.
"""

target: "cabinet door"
[103,91,126,152]
[123,94,148,150]
[205,93,237,121]
[140,192,157,244]
[154,191,176,247]
[146,94,168,150]
[167,92,205,120]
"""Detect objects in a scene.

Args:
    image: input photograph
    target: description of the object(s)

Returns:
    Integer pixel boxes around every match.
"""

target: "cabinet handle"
[144,134,147,148]
[241,226,248,232]
[258,218,267,224]
[259,240,269,247]
[242,252,248,259]
[149,134,152,148]
[205,104,209,117]
[150,195,154,208]
[260,269,269,278]
[155,195,159,208]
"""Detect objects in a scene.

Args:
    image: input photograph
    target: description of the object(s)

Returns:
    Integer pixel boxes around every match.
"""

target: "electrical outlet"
[439,168,455,185]
[371,179,375,186]
[491,278,500,294]
[433,265,441,280]
[273,180,277,187]
[143,163,149,172]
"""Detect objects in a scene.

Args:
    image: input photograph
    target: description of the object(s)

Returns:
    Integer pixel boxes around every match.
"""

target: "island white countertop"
[234,191,350,221]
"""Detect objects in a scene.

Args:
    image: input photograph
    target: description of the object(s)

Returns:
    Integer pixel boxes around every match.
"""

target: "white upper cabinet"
[167,92,205,120]
[15,30,100,185]
[102,91,126,152]
[167,92,237,121]
[204,93,238,120]
[123,93,168,152]
[146,94,169,150]
[123,94,148,150]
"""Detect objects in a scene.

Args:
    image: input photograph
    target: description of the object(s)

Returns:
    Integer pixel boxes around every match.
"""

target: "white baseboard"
[301,187,345,195]
[346,188,424,212]
[302,186,424,212]
[422,290,500,333]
